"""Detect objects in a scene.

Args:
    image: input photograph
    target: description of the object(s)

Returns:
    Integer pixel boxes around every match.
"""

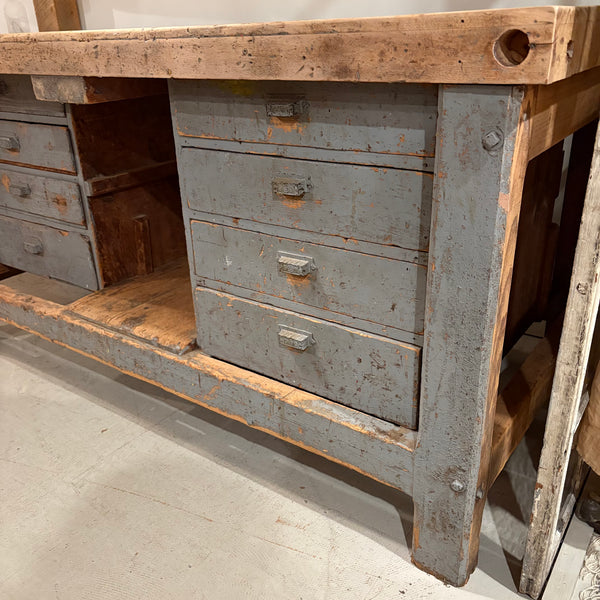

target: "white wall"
[79,0,594,30]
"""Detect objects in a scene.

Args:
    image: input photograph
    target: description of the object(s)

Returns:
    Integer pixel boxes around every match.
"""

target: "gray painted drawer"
[0,75,64,118]
[0,120,76,174]
[191,220,426,335]
[181,148,432,251]
[0,214,98,289]
[195,287,420,428]
[0,168,85,225]
[170,80,436,159]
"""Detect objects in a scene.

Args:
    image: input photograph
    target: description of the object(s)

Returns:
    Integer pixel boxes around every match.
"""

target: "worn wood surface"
[170,80,437,159]
[33,0,80,32]
[0,119,75,174]
[88,178,185,286]
[190,220,426,336]
[411,85,529,586]
[67,259,196,355]
[504,142,563,350]
[520,122,600,599]
[194,287,420,428]
[180,147,433,252]
[0,7,598,84]
[489,319,562,486]
[0,166,84,225]
[0,282,416,493]
[31,75,166,104]
[0,74,64,118]
[527,66,600,161]
[0,212,97,289]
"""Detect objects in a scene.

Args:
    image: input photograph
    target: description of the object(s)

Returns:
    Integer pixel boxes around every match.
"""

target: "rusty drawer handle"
[0,136,20,151]
[277,251,316,277]
[266,99,307,118]
[23,239,43,255]
[9,184,31,197]
[278,326,314,351]
[272,177,310,198]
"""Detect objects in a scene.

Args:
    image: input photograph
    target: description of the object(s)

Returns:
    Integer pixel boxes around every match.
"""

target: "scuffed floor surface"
[0,324,592,599]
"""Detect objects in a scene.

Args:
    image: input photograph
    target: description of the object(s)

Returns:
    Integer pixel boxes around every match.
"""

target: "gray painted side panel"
[0,289,416,493]
[194,287,420,428]
[191,220,426,335]
[0,214,98,289]
[181,147,432,251]
[412,85,524,585]
[0,119,76,173]
[0,75,65,118]
[0,166,85,225]
[170,80,437,159]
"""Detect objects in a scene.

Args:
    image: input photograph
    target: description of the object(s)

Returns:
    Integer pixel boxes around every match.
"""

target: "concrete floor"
[0,322,593,599]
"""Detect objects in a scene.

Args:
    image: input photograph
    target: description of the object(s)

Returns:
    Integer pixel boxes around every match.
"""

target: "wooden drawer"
[170,80,436,159]
[191,220,425,335]
[0,75,64,118]
[0,168,85,225]
[0,120,76,174]
[180,148,432,251]
[194,287,420,428]
[0,214,98,289]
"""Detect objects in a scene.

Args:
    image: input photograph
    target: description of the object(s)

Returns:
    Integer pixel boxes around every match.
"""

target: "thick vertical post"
[412,84,530,585]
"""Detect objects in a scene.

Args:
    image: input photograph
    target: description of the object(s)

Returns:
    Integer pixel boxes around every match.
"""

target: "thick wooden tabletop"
[0,6,598,84]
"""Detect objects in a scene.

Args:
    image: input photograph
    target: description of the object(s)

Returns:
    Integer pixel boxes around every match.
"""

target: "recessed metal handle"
[0,136,19,151]
[278,326,314,351]
[272,177,310,198]
[277,251,316,277]
[266,99,307,118]
[9,184,31,197]
[23,239,43,255]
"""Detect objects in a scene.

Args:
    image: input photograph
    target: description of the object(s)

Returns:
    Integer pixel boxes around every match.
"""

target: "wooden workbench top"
[0,6,598,84]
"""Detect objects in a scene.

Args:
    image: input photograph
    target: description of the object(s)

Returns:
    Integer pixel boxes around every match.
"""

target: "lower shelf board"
[67,258,197,355]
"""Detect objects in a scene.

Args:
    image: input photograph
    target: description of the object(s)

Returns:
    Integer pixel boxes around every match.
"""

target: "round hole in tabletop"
[493,29,530,67]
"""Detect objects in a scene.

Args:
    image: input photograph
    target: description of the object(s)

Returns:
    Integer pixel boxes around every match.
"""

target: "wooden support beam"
[0,283,416,493]
[520,121,600,598]
[33,0,81,32]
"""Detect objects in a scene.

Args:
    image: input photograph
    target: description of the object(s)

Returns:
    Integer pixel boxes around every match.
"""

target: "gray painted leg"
[412,84,528,585]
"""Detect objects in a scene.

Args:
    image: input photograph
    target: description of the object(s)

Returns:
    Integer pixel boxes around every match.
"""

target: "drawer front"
[0,120,76,174]
[0,75,64,118]
[171,80,437,158]
[195,288,420,428]
[0,214,98,289]
[191,221,425,335]
[0,168,85,225]
[181,148,432,251]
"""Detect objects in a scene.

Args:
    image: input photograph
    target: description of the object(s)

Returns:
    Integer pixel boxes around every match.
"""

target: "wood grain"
[520,121,600,599]
[33,0,81,32]
[67,259,196,355]
[0,7,598,84]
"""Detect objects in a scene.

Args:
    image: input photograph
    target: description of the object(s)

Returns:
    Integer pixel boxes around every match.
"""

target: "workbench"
[0,6,598,588]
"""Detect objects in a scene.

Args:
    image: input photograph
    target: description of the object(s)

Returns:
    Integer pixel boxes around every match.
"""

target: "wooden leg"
[411,84,530,585]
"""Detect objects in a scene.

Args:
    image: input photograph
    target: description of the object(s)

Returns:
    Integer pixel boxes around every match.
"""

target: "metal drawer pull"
[272,177,310,197]
[23,239,43,255]
[266,99,307,118]
[0,136,19,151]
[278,326,314,351]
[277,251,316,277]
[9,184,31,197]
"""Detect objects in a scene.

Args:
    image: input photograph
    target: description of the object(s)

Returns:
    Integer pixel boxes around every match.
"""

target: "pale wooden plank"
[520,121,600,598]
[33,0,81,32]
[0,7,597,84]
[67,259,196,355]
